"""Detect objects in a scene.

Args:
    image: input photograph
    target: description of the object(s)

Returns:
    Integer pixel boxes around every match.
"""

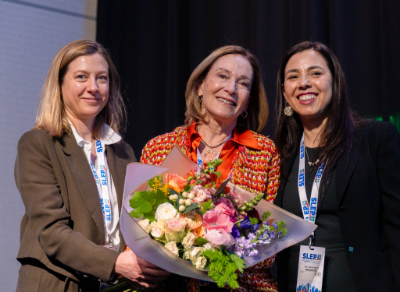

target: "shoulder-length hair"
[275,41,359,168]
[185,45,268,133]
[35,39,126,138]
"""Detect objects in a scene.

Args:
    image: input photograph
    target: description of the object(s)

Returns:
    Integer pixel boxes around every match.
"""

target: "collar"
[70,123,121,147]
[187,121,261,150]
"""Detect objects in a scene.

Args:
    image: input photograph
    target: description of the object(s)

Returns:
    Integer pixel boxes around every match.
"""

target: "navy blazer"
[275,121,400,291]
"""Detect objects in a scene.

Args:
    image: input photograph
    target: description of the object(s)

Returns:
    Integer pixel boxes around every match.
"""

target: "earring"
[198,95,203,103]
[284,106,294,116]
[241,111,248,118]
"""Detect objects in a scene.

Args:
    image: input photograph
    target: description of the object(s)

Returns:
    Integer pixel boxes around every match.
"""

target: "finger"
[142,267,171,277]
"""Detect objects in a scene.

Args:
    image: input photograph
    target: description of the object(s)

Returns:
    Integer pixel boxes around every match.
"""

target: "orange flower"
[192,226,205,239]
[165,173,187,193]
[180,211,203,230]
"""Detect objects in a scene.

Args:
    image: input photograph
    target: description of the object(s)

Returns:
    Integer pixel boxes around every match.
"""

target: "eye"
[310,71,322,76]
[98,75,108,82]
[238,80,250,88]
[76,74,86,80]
[218,73,230,80]
[287,74,298,80]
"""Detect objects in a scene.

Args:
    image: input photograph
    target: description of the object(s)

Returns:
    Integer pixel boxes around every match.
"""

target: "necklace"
[201,135,231,162]
[305,146,320,166]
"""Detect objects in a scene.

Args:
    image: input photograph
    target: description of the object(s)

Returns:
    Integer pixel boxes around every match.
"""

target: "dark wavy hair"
[275,41,361,169]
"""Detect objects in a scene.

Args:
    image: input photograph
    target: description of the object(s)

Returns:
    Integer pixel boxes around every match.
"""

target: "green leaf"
[229,253,246,273]
[182,202,199,214]
[195,237,208,247]
[214,171,221,178]
[261,211,272,221]
[199,200,214,215]
[129,209,143,218]
[168,188,180,196]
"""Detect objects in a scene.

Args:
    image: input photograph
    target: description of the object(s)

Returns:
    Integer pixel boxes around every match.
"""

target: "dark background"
[96,0,400,157]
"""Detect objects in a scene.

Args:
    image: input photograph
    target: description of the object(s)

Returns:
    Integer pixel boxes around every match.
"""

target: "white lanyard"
[90,139,113,245]
[196,133,231,174]
[298,133,324,224]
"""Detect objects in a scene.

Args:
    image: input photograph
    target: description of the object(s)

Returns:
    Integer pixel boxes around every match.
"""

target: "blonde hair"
[185,45,269,133]
[35,39,126,138]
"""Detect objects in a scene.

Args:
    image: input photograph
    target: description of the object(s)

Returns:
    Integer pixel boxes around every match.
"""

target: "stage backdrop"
[96,0,400,157]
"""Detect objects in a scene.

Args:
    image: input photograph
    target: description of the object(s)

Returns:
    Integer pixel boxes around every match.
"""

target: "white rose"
[203,243,213,250]
[188,246,204,262]
[182,232,196,249]
[194,256,207,270]
[165,241,179,256]
[155,203,179,222]
[138,219,151,233]
[150,221,165,239]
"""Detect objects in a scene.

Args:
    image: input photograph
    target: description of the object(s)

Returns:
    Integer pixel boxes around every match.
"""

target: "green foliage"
[261,211,272,222]
[129,189,168,221]
[182,202,199,214]
[249,217,259,225]
[201,249,242,289]
[198,200,214,215]
[204,158,223,173]
[276,220,288,236]
[228,253,246,273]
[214,171,221,178]
[195,237,208,247]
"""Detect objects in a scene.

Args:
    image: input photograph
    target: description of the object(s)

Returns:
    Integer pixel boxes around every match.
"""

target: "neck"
[301,117,328,148]
[67,113,95,142]
[197,118,235,145]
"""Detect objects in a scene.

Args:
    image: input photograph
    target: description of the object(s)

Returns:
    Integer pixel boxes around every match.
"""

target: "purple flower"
[272,222,278,229]
[231,225,240,238]
[252,223,259,232]
[239,217,252,230]
[263,221,269,226]
[248,249,258,257]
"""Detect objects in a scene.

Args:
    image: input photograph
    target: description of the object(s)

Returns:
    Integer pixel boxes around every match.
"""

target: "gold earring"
[241,111,248,118]
[284,106,294,116]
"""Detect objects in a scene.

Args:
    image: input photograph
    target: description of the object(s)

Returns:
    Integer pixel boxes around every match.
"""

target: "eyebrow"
[215,68,251,81]
[74,70,108,75]
[284,65,325,76]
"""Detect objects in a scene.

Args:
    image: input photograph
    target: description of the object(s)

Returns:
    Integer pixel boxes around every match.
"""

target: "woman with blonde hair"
[141,45,280,292]
[15,39,169,291]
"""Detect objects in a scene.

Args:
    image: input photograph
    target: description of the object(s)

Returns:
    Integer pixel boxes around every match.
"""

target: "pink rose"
[215,198,238,217]
[165,218,187,242]
[203,210,234,232]
[204,229,234,247]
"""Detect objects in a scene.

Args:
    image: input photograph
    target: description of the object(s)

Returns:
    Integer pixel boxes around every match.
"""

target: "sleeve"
[140,138,155,164]
[376,122,400,287]
[265,144,281,203]
[15,131,118,281]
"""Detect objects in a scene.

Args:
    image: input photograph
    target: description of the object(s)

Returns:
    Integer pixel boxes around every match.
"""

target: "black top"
[282,147,356,292]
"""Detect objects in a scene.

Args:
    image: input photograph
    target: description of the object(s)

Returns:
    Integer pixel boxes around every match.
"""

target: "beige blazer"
[15,129,136,292]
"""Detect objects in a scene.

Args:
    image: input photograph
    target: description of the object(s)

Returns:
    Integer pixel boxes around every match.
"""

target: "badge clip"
[308,233,314,250]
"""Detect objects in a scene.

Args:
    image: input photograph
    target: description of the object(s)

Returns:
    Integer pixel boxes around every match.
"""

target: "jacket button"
[339,206,345,212]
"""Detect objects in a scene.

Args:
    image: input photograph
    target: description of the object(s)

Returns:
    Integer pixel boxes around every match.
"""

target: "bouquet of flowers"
[120,146,317,289]
[128,158,286,289]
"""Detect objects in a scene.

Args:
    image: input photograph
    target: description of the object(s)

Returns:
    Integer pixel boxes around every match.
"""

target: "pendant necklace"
[201,135,231,162]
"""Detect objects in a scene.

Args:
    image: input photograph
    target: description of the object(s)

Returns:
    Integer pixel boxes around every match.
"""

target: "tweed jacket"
[141,125,281,292]
[15,129,136,291]
[275,121,400,291]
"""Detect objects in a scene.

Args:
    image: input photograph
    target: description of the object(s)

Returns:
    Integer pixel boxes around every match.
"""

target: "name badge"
[297,245,325,292]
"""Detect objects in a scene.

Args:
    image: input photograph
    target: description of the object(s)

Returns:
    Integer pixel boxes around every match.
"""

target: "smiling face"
[197,54,253,126]
[61,53,109,126]
[283,49,333,125]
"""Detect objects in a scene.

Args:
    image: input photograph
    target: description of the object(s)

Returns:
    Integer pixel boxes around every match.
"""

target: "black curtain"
[96,0,400,157]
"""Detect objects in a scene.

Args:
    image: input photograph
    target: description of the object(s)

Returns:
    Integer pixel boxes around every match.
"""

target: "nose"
[299,74,311,89]
[225,78,237,95]
[87,77,99,94]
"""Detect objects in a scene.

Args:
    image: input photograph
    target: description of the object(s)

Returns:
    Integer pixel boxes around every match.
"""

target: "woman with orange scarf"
[140,45,280,292]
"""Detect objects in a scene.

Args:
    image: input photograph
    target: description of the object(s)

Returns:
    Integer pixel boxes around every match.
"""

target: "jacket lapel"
[335,127,363,205]
[275,148,298,207]
[60,134,106,243]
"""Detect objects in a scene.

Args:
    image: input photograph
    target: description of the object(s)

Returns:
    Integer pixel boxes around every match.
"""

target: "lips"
[216,97,237,106]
